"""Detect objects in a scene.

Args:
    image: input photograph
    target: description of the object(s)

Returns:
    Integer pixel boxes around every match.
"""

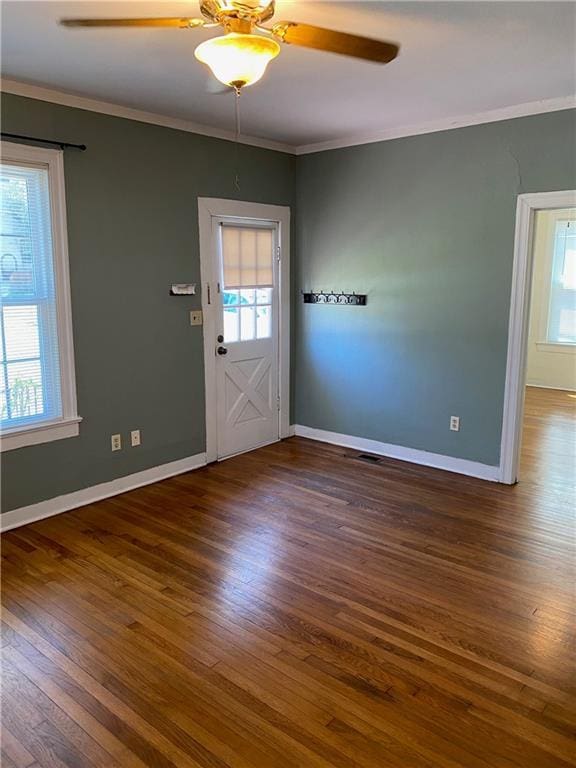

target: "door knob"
[217,346,228,356]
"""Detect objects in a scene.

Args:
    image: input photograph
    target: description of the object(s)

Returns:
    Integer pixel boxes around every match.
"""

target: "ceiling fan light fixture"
[194,32,280,88]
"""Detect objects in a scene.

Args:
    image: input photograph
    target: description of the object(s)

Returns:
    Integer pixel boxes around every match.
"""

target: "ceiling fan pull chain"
[234,86,242,192]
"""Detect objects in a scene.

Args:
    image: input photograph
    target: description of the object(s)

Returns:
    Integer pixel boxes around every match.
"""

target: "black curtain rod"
[1,132,86,151]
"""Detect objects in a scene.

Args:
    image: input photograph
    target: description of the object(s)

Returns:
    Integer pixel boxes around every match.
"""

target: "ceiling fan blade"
[271,22,398,63]
[60,17,206,29]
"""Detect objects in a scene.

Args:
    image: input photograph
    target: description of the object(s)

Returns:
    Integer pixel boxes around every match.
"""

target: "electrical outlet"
[190,310,203,326]
[111,433,122,451]
[131,429,141,447]
[450,416,460,432]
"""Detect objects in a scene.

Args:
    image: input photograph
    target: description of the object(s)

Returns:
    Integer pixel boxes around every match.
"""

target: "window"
[547,220,576,345]
[222,288,273,343]
[0,142,79,451]
[220,225,274,343]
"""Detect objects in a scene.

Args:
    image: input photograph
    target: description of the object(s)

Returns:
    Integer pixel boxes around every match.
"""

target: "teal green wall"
[2,94,575,512]
[1,93,295,511]
[295,110,576,466]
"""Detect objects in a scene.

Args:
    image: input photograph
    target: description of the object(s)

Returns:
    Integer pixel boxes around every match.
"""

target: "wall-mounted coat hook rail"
[302,291,367,306]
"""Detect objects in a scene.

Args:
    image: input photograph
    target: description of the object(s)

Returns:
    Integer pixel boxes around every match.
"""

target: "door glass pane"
[223,306,239,343]
[222,290,238,306]
[256,305,271,339]
[240,306,255,341]
[220,226,275,345]
[256,288,272,304]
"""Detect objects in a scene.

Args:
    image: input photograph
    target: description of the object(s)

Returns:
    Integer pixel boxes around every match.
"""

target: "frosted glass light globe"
[195,33,280,89]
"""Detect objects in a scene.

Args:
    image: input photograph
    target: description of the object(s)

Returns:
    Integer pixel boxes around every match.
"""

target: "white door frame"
[198,197,291,463]
[499,189,576,484]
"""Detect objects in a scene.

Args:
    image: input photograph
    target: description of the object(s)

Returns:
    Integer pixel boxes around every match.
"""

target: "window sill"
[535,342,576,355]
[1,416,82,452]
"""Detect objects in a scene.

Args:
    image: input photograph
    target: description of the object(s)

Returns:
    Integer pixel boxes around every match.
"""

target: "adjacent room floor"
[2,388,575,768]
[520,386,576,488]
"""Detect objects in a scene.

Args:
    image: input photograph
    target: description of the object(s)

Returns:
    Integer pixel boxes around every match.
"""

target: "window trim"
[535,341,576,353]
[0,141,80,452]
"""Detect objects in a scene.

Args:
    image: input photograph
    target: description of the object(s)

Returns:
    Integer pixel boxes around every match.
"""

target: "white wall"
[526,208,576,391]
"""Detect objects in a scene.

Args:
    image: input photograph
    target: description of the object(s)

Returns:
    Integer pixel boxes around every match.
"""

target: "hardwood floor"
[2,387,575,767]
[520,386,576,487]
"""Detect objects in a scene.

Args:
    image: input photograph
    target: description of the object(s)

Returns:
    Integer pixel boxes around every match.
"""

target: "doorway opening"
[522,207,576,483]
[198,198,290,463]
[500,192,576,484]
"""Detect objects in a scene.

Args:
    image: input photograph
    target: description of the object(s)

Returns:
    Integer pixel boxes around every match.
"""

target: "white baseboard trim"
[1,453,206,532]
[293,425,500,482]
[287,424,296,437]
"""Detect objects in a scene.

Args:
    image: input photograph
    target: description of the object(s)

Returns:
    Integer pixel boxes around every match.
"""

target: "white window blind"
[547,220,576,345]
[1,156,66,435]
[221,225,274,289]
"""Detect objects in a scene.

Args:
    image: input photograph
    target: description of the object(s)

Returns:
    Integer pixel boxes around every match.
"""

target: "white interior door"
[213,219,279,458]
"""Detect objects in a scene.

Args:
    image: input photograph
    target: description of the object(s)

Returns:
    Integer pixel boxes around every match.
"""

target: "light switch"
[190,310,203,326]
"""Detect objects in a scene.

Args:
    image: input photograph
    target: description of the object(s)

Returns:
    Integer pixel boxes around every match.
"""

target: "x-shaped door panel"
[224,355,273,427]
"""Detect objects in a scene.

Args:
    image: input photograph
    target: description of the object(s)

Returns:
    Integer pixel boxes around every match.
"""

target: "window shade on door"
[0,162,62,429]
[221,225,274,289]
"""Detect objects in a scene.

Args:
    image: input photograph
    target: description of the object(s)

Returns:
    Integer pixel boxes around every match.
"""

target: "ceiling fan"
[61,0,400,91]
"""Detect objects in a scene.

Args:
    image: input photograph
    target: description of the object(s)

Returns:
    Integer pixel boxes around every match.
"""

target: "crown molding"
[2,78,574,157]
[294,95,576,155]
[0,78,295,154]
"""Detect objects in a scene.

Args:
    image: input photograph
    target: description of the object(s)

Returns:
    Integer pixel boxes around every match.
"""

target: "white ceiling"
[2,1,575,152]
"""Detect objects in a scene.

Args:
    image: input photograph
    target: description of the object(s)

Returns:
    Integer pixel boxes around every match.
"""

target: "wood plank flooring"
[2,386,575,767]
